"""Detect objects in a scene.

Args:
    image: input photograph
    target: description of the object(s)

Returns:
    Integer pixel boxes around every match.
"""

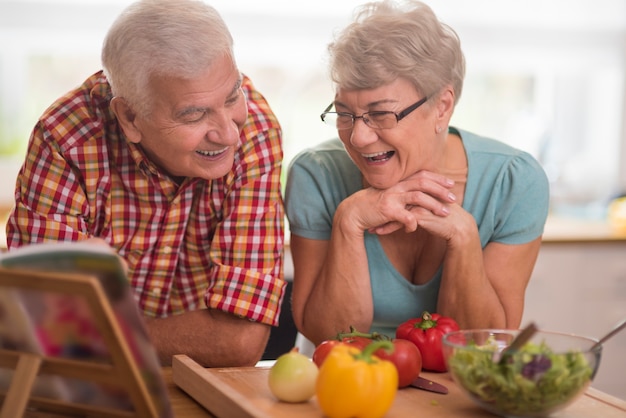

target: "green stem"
[354,340,395,364]
[336,325,391,341]
[417,311,438,330]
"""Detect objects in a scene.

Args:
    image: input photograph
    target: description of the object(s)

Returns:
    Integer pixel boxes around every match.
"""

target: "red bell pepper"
[396,311,460,372]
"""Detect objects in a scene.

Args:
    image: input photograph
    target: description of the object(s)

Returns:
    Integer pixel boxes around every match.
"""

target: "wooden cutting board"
[171,354,626,418]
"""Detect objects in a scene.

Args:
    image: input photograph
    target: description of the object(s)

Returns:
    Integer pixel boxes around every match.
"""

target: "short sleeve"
[285,139,361,241]
[467,148,550,246]
[490,152,550,244]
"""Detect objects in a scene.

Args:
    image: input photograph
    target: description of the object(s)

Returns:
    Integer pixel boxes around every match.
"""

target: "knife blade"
[409,376,448,394]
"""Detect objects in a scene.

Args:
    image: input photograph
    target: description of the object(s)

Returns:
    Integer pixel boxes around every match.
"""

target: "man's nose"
[207,111,241,145]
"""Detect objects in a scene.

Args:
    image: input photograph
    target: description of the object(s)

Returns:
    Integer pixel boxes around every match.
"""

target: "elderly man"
[6,0,285,367]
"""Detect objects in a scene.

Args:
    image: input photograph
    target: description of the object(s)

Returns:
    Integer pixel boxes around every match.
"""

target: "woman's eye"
[369,112,393,121]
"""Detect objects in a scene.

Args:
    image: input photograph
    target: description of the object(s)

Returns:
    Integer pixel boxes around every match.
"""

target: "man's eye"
[180,111,206,123]
[226,89,243,106]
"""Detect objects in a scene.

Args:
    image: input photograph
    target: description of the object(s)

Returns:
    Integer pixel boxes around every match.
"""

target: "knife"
[409,376,448,394]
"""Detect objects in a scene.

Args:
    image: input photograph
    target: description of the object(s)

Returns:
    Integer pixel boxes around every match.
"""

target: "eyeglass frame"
[320,96,429,130]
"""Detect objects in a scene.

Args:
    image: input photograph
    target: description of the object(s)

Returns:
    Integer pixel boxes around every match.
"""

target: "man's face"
[130,54,248,181]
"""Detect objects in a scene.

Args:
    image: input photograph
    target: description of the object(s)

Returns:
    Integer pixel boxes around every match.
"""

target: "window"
[1,0,625,219]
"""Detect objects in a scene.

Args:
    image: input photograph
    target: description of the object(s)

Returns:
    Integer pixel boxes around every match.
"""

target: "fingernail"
[448,192,456,202]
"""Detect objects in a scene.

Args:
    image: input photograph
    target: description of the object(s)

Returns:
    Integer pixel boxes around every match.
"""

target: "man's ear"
[110,97,142,144]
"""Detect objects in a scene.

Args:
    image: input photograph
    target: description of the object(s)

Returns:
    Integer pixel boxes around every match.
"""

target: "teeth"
[362,151,390,158]
[197,147,228,156]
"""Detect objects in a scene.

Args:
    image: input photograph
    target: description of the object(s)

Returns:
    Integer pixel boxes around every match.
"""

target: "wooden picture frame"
[0,263,170,417]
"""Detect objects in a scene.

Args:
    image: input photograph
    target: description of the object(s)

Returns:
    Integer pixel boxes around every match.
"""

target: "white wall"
[1,1,625,212]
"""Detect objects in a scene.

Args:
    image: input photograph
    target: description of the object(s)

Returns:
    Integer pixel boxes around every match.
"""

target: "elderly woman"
[285,0,549,344]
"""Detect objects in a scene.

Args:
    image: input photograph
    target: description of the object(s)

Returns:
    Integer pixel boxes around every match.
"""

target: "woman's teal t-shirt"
[284,128,550,336]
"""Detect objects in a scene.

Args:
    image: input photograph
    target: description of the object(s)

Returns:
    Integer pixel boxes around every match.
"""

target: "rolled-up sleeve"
[205,77,286,326]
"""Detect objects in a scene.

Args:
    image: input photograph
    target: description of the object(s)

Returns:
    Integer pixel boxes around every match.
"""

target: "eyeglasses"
[320,96,429,130]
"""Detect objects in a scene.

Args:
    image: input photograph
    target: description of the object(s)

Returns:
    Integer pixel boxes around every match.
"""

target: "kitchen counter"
[167,355,626,418]
[542,215,626,243]
[164,367,213,417]
[16,358,626,417]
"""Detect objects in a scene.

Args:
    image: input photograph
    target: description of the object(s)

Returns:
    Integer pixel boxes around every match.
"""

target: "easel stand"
[1,352,41,417]
[0,268,162,417]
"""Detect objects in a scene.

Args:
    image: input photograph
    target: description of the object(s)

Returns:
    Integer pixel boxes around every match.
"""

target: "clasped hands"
[341,170,466,239]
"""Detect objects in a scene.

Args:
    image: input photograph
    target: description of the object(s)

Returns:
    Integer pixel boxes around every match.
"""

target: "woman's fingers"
[353,170,457,234]
[401,171,456,204]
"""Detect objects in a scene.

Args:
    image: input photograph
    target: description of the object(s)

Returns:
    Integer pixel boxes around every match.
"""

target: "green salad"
[448,339,594,416]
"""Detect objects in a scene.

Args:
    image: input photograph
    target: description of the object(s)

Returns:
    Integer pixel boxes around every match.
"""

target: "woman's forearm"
[298,205,375,344]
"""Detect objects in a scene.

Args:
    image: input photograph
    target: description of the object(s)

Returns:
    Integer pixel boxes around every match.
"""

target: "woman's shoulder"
[457,126,549,199]
[286,138,362,203]
[289,138,355,172]
[455,128,549,244]
[458,126,549,201]
[456,127,545,173]
[292,137,347,157]
[455,128,524,156]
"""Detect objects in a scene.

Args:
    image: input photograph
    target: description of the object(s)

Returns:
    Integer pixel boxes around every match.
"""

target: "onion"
[268,348,318,403]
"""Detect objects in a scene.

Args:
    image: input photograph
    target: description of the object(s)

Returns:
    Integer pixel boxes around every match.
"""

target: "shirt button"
[163,246,172,254]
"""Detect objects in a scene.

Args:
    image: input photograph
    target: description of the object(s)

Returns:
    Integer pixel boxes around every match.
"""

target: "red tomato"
[340,336,371,350]
[312,340,343,368]
[374,338,422,388]
[312,336,372,368]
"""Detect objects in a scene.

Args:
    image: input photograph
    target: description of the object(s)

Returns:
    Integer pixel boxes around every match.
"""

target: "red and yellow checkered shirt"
[6,71,286,326]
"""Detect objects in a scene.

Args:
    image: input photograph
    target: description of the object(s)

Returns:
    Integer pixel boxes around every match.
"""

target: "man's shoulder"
[234,75,283,168]
[240,75,280,129]
[38,71,114,153]
[41,71,111,121]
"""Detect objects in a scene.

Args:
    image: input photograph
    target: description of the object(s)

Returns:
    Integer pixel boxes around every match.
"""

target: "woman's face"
[130,53,248,181]
[334,78,443,189]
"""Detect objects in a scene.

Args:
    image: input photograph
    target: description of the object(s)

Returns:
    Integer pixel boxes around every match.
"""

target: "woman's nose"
[348,118,378,147]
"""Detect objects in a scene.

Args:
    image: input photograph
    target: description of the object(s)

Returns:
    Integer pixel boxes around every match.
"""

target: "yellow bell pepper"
[315,340,398,418]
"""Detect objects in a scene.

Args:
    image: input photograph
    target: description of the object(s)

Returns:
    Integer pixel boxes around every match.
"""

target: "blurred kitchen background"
[1,0,625,401]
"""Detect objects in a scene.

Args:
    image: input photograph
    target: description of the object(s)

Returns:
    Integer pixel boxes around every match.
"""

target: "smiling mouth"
[196,147,228,157]
[362,150,395,162]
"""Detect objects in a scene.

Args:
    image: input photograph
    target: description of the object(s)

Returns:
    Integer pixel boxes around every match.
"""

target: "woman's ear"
[110,97,142,144]
[436,87,455,121]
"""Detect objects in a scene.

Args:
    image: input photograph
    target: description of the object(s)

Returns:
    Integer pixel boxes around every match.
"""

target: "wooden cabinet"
[523,241,626,400]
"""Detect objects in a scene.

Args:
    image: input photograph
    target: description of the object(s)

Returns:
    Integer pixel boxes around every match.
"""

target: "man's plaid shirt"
[6,71,286,326]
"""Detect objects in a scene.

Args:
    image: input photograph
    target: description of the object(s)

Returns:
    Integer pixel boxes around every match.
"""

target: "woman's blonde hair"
[328,0,465,104]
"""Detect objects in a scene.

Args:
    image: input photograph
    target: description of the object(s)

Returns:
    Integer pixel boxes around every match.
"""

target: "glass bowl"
[442,329,602,417]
